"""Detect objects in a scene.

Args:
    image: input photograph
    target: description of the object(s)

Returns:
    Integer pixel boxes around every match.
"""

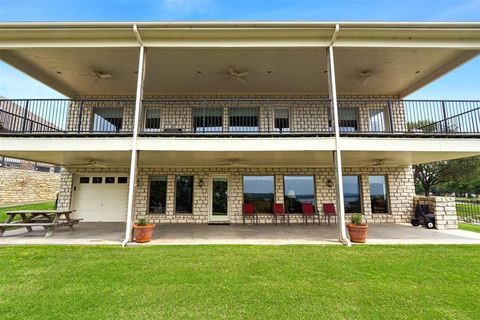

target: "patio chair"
[272,203,286,225]
[322,203,338,226]
[302,203,320,225]
[242,202,258,225]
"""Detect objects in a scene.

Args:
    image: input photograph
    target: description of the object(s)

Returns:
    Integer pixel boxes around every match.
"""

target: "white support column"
[326,45,351,247]
[122,45,146,247]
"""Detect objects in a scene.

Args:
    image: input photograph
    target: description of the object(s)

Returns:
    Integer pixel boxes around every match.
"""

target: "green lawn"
[0,201,55,222]
[0,246,479,320]
[459,223,480,233]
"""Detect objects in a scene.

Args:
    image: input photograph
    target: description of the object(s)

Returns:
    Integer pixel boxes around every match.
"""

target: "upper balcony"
[1,97,479,138]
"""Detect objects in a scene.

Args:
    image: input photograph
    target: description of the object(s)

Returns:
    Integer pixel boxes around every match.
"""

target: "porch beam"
[326,33,351,246]
[122,33,147,247]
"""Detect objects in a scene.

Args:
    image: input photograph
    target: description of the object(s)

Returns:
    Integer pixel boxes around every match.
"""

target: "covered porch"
[1,222,479,245]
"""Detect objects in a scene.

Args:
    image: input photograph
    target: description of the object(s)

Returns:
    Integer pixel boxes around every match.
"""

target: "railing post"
[387,100,394,133]
[441,101,448,133]
[203,99,206,134]
[21,100,30,133]
[77,100,84,133]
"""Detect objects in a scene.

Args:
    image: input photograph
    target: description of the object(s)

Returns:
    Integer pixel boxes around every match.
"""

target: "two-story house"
[1,22,479,245]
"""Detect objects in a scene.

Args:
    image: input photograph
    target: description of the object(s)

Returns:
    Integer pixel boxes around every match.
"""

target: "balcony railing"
[0,98,479,137]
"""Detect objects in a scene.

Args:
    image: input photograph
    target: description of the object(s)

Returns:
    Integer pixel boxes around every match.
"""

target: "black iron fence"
[456,199,480,224]
[0,98,479,136]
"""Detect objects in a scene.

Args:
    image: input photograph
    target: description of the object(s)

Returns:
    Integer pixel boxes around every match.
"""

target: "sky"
[0,0,479,99]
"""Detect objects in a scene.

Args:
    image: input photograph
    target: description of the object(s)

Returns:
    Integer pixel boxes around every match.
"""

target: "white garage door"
[72,174,129,222]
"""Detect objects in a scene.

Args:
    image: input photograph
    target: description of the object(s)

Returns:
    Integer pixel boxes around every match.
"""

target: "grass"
[0,245,479,320]
[0,201,55,222]
[459,223,480,233]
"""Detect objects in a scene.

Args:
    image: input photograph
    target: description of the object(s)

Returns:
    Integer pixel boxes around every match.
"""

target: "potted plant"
[346,213,368,243]
[133,218,155,243]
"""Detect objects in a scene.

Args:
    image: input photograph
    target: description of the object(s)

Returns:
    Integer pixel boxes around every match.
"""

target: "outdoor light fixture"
[326,179,333,188]
[198,178,204,188]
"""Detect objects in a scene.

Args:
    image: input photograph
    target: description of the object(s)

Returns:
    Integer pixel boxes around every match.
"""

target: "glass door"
[210,175,229,222]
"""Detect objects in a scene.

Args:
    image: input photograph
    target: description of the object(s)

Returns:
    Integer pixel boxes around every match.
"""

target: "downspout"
[327,24,351,247]
[122,25,146,247]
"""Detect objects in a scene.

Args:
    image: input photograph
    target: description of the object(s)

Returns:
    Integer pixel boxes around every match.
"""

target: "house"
[0,22,479,245]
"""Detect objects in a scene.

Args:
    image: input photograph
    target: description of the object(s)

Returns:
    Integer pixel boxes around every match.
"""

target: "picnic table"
[0,210,81,237]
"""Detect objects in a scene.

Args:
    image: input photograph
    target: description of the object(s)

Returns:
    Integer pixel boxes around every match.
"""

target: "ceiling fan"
[88,69,113,80]
[69,160,108,168]
[228,67,249,83]
[359,70,374,85]
[363,159,392,167]
[217,158,251,167]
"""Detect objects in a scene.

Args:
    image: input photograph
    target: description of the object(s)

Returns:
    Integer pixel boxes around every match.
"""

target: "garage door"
[72,174,129,222]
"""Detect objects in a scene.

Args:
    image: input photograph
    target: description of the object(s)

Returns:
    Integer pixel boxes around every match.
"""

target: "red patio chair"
[272,203,286,225]
[322,203,338,226]
[242,202,258,225]
[302,202,320,225]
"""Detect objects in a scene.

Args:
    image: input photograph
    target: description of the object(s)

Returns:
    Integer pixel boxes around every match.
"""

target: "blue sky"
[0,0,479,99]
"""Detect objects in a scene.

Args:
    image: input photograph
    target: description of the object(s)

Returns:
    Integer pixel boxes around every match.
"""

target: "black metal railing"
[456,199,480,224]
[0,98,479,137]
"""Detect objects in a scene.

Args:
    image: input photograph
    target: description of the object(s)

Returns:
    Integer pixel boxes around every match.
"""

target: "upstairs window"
[92,108,123,132]
[369,109,387,132]
[329,108,358,132]
[274,109,290,133]
[144,108,161,132]
[229,107,259,132]
[193,108,223,133]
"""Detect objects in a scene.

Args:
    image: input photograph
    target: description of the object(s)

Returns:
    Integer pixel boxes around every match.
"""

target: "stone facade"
[0,168,61,206]
[131,166,415,224]
[68,95,403,133]
[414,196,458,230]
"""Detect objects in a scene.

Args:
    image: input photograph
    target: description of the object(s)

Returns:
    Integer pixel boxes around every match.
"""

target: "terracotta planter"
[347,223,368,243]
[133,224,155,243]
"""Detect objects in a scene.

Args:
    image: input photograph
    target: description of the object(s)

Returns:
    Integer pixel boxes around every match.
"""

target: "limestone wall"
[0,168,61,206]
[414,196,458,230]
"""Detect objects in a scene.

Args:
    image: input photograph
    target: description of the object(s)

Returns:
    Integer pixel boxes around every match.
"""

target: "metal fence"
[1,98,479,136]
[456,199,480,224]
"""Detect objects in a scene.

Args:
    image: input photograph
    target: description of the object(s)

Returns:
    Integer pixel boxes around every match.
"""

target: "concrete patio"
[1,222,480,245]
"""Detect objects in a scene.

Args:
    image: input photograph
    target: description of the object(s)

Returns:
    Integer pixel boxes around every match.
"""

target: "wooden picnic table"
[0,210,80,237]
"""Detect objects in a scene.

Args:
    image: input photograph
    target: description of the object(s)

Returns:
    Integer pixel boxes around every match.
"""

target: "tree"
[413,162,452,196]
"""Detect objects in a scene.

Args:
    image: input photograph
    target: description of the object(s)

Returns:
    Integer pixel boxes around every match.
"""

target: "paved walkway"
[1,222,479,245]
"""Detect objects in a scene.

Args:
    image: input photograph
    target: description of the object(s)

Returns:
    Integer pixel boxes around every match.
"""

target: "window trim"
[174,175,194,214]
[147,175,168,214]
[282,175,317,214]
[368,175,390,214]
[242,175,276,214]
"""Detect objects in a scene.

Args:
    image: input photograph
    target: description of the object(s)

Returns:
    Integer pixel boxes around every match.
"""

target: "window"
[369,109,387,132]
[329,108,358,132]
[274,109,290,132]
[144,108,161,132]
[229,107,259,132]
[149,176,167,214]
[79,177,90,184]
[92,177,102,184]
[105,177,115,184]
[117,177,128,184]
[175,176,194,213]
[92,108,123,132]
[284,176,315,213]
[243,176,274,213]
[343,176,362,213]
[193,108,223,133]
[369,176,389,213]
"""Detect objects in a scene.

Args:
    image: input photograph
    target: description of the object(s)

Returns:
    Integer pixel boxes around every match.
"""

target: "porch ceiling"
[1,149,478,168]
[1,46,478,97]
